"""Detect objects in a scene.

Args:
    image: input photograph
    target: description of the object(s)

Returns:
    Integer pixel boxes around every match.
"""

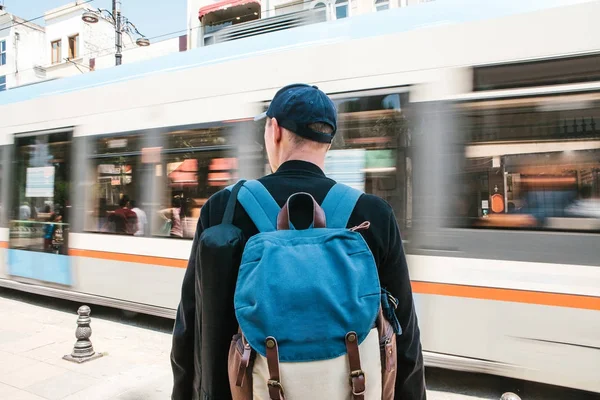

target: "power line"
[107,0,328,44]
[1,1,336,83]
[83,0,326,59]
[0,0,95,33]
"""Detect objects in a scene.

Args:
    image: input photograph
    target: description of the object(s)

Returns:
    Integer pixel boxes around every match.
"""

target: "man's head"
[120,195,130,208]
[256,84,337,172]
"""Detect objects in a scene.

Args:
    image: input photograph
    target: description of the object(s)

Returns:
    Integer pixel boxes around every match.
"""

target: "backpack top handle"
[277,192,326,230]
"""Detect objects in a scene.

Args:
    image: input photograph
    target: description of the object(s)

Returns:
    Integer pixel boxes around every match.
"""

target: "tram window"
[473,54,600,91]
[86,134,144,235]
[329,92,412,233]
[10,132,71,254]
[454,92,600,232]
[154,127,237,239]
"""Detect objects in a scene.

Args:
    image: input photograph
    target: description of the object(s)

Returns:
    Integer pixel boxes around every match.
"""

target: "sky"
[2,0,187,41]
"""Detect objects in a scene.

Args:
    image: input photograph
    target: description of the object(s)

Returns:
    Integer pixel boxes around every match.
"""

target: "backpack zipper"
[349,221,371,232]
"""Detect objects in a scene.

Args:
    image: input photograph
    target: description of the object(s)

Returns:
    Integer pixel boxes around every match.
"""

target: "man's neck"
[278,152,325,171]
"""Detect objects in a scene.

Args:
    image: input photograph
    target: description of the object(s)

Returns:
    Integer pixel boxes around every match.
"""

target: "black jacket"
[171,160,426,400]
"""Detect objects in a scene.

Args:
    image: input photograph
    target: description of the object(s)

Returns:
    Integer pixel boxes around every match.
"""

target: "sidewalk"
[0,293,173,400]
[0,290,491,400]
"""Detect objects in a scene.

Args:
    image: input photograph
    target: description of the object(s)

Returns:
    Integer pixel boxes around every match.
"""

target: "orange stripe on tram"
[0,241,8,249]
[411,281,600,311]
[39,247,600,311]
[69,249,187,269]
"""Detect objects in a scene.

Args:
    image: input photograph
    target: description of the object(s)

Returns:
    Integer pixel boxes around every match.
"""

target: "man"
[19,202,31,220]
[112,195,137,235]
[130,200,147,236]
[171,84,426,399]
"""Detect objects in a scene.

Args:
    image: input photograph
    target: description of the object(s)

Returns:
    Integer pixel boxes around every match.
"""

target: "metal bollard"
[500,393,522,400]
[63,305,104,363]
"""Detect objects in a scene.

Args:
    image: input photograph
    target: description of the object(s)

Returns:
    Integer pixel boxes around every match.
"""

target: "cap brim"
[254,112,268,121]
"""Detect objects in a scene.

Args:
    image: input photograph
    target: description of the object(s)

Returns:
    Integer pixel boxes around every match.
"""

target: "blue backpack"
[227,180,401,400]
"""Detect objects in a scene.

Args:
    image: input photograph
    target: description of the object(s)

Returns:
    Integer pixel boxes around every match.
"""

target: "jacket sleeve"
[170,215,205,399]
[380,210,427,400]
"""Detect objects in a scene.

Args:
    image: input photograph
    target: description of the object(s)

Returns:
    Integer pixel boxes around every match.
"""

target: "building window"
[314,2,328,21]
[203,35,215,46]
[375,0,390,11]
[51,40,61,64]
[0,40,6,66]
[335,0,348,19]
[0,75,6,92]
[68,35,79,59]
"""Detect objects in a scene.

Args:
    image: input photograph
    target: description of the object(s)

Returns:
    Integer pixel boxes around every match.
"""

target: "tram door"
[7,130,72,286]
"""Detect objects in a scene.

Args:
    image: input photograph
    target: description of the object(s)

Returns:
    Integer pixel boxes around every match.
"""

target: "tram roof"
[0,0,590,107]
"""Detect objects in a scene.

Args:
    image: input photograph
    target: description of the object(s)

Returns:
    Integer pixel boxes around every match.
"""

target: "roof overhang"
[199,0,261,22]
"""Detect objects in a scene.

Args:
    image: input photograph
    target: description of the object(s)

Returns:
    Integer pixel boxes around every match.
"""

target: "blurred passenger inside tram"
[112,195,138,235]
[520,188,577,223]
[476,178,593,229]
[182,197,198,238]
[565,185,600,218]
[19,202,31,220]
[130,200,147,236]
[43,205,62,252]
[43,205,55,252]
[160,196,184,238]
[98,198,108,231]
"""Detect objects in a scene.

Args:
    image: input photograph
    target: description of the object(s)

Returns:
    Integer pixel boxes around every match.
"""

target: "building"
[42,1,152,79]
[187,0,434,48]
[42,1,114,79]
[0,1,187,90]
[0,5,46,91]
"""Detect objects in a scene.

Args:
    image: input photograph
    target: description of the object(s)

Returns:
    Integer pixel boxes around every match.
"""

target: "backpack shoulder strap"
[223,180,246,224]
[236,180,280,232]
[321,183,363,228]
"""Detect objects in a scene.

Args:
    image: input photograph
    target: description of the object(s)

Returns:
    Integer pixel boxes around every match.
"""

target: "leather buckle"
[349,370,365,396]
[350,369,364,378]
[268,379,285,395]
[236,337,252,387]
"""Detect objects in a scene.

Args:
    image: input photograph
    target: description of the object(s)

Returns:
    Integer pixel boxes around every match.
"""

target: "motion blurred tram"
[0,0,598,393]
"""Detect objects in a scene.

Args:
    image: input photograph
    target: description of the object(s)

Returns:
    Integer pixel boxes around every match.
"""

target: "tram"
[0,0,598,393]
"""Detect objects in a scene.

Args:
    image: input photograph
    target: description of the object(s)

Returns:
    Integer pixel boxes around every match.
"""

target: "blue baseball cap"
[255,84,337,144]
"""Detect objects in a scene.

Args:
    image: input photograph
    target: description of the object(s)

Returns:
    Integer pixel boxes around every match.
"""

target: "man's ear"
[271,118,283,144]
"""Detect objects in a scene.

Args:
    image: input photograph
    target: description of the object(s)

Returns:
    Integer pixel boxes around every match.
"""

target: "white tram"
[0,0,598,393]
